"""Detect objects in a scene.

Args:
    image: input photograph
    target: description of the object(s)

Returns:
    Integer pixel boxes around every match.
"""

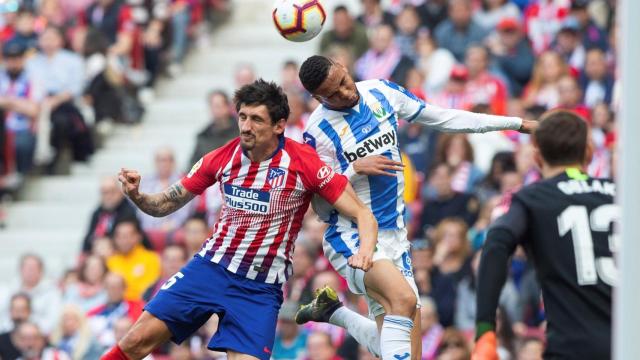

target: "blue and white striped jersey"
[303,79,522,233]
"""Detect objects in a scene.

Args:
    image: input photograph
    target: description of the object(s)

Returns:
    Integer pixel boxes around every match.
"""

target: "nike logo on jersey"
[342,130,397,162]
[223,184,271,213]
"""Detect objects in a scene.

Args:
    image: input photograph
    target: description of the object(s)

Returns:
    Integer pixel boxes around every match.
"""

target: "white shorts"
[323,227,421,318]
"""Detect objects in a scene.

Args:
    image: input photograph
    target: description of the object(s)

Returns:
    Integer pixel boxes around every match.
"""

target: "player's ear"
[584,135,595,167]
[273,118,286,135]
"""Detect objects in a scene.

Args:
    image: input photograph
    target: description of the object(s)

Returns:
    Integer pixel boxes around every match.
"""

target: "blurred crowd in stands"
[0,0,620,359]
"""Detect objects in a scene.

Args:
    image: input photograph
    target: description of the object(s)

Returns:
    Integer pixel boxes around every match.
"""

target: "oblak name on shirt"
[342,129,397,163]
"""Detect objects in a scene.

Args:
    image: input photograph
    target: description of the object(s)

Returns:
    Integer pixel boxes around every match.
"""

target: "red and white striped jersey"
[181,136,348,284]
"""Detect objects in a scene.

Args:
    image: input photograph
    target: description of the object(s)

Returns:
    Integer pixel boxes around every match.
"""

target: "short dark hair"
[334,5,348,13]
[207,89,229,104]
[10,292,31,311]
[233,79,290,124]
[534,110,588,166]
[299,55,334,93]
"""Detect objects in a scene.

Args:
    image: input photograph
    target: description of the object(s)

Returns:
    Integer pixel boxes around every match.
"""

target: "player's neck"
[541,164,586,179]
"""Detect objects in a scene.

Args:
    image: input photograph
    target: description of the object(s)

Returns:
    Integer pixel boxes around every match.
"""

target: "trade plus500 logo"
[223,184,270,213]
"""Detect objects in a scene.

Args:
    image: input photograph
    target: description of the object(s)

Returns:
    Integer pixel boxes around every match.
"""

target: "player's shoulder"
[284,137,319,160]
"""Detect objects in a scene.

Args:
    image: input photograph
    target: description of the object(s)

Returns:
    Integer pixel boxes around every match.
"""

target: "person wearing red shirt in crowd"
[464,45,508,115]
[432,65,473,111]
[523,0,571,54]
[555,75,590,121]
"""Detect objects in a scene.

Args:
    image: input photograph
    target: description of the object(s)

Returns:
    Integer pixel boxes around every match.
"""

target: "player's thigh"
[120,311,172,358]
[227,351,261,360]
[364,259,417,315]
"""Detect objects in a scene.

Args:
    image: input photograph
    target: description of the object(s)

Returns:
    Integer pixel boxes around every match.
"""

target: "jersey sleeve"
[379,79,426,121]
[410,103,523,133]
[296,144,348,204]
[180,146,227,195]
[475,197,528,335]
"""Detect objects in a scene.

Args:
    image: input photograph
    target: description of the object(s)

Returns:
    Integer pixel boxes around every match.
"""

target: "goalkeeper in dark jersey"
[473,110,617,360]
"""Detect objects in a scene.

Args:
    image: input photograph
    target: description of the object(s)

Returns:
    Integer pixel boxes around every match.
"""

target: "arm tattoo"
[132,182,196,217]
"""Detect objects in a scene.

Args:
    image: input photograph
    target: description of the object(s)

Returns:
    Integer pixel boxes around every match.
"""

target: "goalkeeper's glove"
[472,322,498,360]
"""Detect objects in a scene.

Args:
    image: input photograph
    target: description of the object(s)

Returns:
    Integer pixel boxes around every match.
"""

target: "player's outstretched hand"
[354,155,404,177]
[518,119,538,134]
[471,331,499,360]
[348,251,373,272]
[118,168,141,199]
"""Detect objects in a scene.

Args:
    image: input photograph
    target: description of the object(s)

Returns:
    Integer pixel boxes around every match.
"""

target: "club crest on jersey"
[267,167,287,189]
[369,101,387,119]
[187,158,203,178]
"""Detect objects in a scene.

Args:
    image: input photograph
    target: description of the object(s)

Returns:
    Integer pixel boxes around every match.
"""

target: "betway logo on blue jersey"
[223,184,270,213]
[342,130,397,162]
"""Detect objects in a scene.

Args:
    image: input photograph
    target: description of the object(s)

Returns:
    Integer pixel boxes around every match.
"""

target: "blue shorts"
[144,255,283,359]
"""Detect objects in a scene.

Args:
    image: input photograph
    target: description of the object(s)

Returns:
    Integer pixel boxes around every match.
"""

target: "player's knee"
[119,329,150,358]
[388,288,417,318]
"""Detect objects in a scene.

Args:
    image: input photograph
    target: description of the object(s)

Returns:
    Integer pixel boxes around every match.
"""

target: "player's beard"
[240,132,256,150]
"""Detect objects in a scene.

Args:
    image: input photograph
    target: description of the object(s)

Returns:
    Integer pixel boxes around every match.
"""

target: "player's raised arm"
[119,168,196,217]
[331,183,378,272]
[381,79,537,134]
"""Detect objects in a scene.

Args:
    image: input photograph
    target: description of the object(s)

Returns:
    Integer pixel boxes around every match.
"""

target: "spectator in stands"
[91,236,116,260]
[521,51,569,109]
[0,293,31,359]
[190,90,237,165]
[319,6,369,60]
[0,254,61,335]
[496,306,517,360]
[420,163,479,235]
[63,255,108,312]
[181,216,209,257]
[486,17,535,97]
[515,142,541,185]
[106,220,161,301]
[82,176,138,253]
[357,0,394,31]
[580,48,615,108]
[517,336,544,360]
[473,0,521,32]
[414,30,455,95]
[429,218,472,327]
[431,65,473,110]
[355,24,414,85]
[454,250,520,333]
[464,45,508,115]
[138,147,193,236]
[281,60,303,92]
[523,0,570,54]
[434,0,488,62]
[475,151,516,204]
[556,75,590,120]
[13,322,70,360]
[393,5,422,60]
[552,17,586,72]
[10,8,39,54]
[273,301,308,360]
[50,304,103,359]
[413,0,448,32]
[570,0,608,51]
[435,327,471,359]
[284,91,308,142]
[82,0,134,57]
[306,331,341,360]
[168,0,193,75]
[0,39,42,175]
[435,134,484,194]
[234,63,256,88]
[142,244,188,302]
[27,26,92,170]
[420,297,443,360]
[87,273,143,349]
[398,119,438,178]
